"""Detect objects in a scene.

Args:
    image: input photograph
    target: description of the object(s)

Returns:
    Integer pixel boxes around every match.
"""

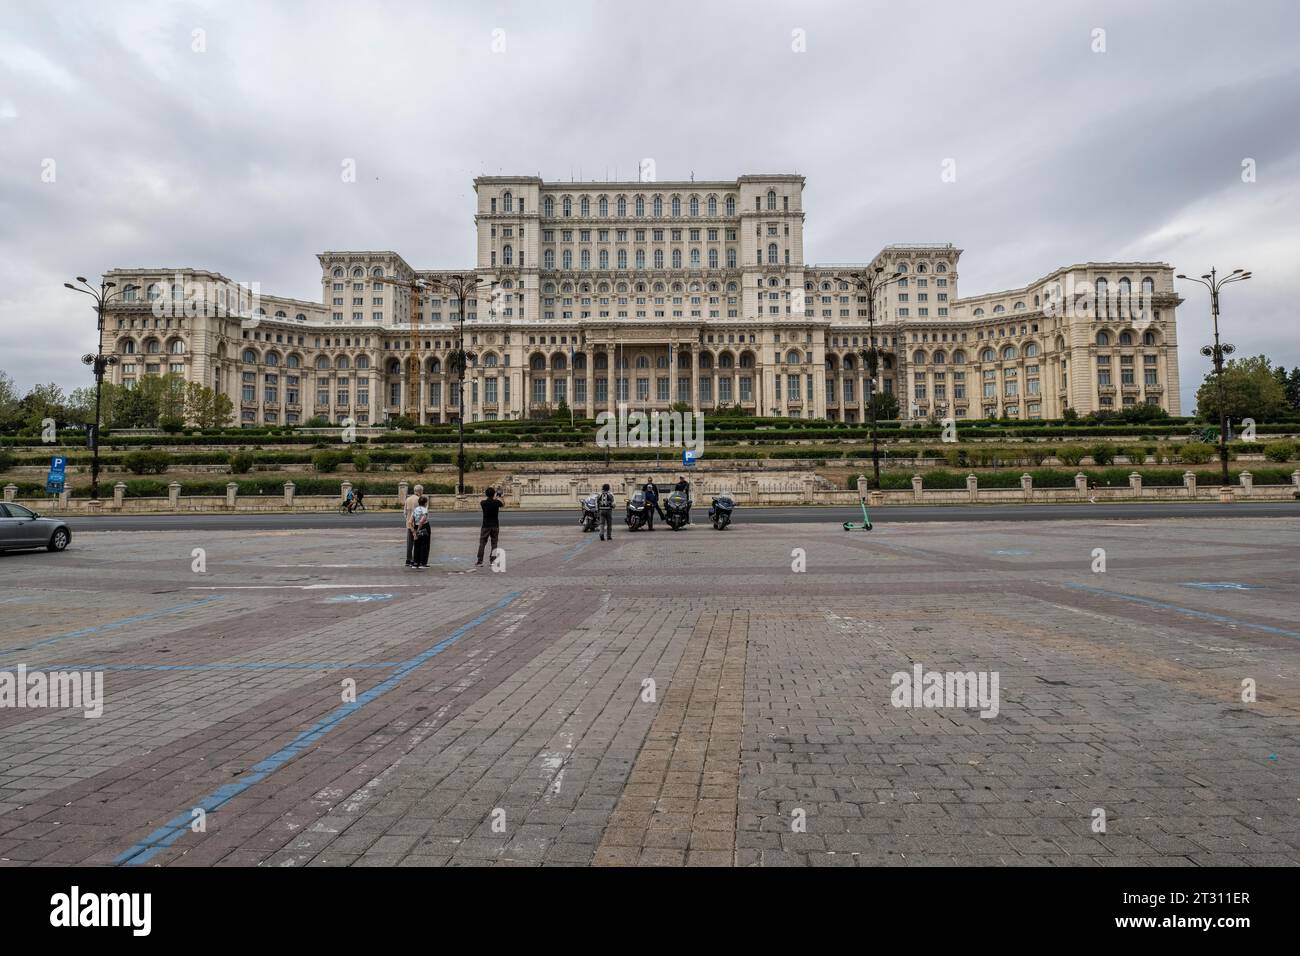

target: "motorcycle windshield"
[630,493,645,508]
[583,495,597,508]
[667,492,687,507]
[714,495,734,509]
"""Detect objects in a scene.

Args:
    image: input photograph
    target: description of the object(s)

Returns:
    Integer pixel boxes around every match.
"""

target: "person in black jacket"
[674,475,691,525]
[642,480,662,531]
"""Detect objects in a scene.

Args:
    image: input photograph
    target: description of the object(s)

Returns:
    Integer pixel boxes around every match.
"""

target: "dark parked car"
[0,503,71,553]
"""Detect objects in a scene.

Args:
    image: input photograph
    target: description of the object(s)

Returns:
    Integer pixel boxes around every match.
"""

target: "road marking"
[115,590,524,866]
[186,584,417,590]
[0,598,222,663]
[1063,583,1300,640]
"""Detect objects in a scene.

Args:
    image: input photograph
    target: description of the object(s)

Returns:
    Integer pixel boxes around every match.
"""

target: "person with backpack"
[597,483,615,541]
[403,483,425,567]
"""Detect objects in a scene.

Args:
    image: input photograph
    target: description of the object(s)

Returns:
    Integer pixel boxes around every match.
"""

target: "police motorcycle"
[708,493,735,530]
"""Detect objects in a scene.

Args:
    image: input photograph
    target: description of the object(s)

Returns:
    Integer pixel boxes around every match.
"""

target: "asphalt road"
[57,500,1300,532]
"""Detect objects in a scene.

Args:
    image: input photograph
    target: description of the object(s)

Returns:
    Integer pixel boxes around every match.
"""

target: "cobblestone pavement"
[0,515,1297,866]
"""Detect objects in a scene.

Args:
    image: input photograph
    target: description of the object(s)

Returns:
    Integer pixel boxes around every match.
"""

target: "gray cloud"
[2,0,1298,411]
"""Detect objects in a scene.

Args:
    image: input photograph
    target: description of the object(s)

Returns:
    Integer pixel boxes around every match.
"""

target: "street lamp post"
[1175,267,1251,488]
[425,273,495,495]
[847,266,904,488]
[64,277,137,500]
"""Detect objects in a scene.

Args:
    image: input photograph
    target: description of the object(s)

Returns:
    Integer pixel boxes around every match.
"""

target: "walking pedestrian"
[410,496,431,569]
[475,487,505,568]
[403,483,424,567]
[597,483,614,541]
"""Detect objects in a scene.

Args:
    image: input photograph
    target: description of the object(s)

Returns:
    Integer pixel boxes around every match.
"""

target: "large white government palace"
[101,173,1182,425]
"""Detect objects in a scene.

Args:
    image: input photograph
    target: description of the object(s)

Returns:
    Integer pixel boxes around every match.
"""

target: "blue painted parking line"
[1063,582,1300,640]
[0,597,223,665]
[114,589,523,866]
[58,661,400,672]
[562,535,596,562]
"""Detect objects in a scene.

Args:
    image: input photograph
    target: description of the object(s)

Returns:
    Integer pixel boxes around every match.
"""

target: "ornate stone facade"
[101,173,1181,425]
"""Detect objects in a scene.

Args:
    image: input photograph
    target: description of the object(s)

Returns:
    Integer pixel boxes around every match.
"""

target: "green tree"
[184,381,233,428]
[1276,366,1300,413]
[868,392,900,421]
[109,380,162,428]
[0,370,20,430]
[1195,354,1288,421]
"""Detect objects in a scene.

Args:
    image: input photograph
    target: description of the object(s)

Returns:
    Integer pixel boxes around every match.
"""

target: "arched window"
[766,190,777,211]
[502,245,513,266]
[635,250,645,269]
[316,356,330,369]
[654,250,664,268]
[1024,343,1039,358]
[332,267,344,278]
[530,354,545,371]
[503,191,513,212]
[617,250,628,269]
[672,250,682,268]
[932,350,946,364]
[719,352,734,368]
[352,267,364,278]
[286,354,301,368]
[169,339,185,354]
[1095,278,1109,313]
[980,348,996,363]
[120,338,137,354]
[242,349,258,363]
[544,197,555,217]
[635,196,645,217]
[767,243,779,265]
[725,196,735,215]
[653,195,662,216]
[562,250,572,269]
[671,196,681,217]
[599,197,608,217]
[707,196,717,216]
[913,350,927,364]
[1002,345,1017,361]
[336,355,350,370]
[916,262,928,274]
[786,349,801,365]
[1119,331,1133,346]
[356,356,370,369]
[617,196,627,216]
[580,197,589,217]
[1096,332,1110,347]
[689,196,699,216]
[599,250,609,269]
[1143,331,1157,346]
[708,249,718,269]
[936,262,947,273]
[635,355,649,369]
[897,262,909,274]
[951,350,966,364]
[740,352,755,369]
[973,307,984,316]
[690,249,701,267]
[1141,276,1155,299]
[562,196,572,217]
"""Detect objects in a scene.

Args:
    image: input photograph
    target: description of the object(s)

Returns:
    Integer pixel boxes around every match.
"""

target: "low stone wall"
[8,469,1300,514]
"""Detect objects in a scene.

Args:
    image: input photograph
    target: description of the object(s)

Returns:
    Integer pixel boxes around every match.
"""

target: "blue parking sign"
[50,456,66,477]
[683,449,696,467]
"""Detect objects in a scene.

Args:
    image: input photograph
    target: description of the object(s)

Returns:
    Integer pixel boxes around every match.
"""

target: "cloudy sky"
[2,0,1298,411]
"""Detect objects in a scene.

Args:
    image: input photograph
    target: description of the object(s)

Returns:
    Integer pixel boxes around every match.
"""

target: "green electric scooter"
[843,483,872,531]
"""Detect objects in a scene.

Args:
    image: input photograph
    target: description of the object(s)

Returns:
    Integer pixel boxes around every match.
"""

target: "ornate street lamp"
[1175,268,1251,488]
[847,266,904,488]
[64,277,137,500]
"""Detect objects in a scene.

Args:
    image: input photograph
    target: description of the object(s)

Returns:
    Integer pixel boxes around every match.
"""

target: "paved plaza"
[1,513,1298,866]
